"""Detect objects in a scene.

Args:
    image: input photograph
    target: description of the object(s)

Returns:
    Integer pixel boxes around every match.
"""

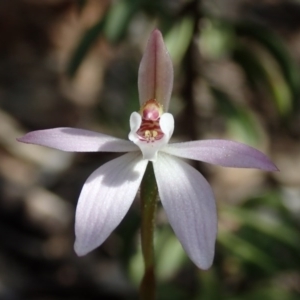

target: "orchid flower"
[17,29,277,270]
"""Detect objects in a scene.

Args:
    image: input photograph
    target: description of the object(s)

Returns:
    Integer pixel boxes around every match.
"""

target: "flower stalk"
[139,162,158,300]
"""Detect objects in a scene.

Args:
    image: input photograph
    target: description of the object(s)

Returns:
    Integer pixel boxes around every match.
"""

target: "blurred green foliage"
[2,0,299,299]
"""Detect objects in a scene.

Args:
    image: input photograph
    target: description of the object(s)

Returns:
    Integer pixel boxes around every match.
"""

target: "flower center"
[128,100,174,161]
[136,99,164,142]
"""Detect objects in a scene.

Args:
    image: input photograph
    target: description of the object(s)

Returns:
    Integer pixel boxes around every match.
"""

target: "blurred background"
[0,0,300,299]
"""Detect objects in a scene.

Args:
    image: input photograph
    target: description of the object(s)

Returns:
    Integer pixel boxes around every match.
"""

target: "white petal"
[128,112,174,161]
[74,152,148,256]
[18,127,138,152]
[128,112,142,140]
[138,29,173,110]
[160,113,174,138]
[162,140,278,171]
[153,153,217,269]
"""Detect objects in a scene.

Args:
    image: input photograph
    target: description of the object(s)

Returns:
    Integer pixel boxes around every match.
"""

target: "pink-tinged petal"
[74,152,148,256]
[138,29,173,111]
[17,127,138,152]
[153,153,217,269]
[162,140,278,171]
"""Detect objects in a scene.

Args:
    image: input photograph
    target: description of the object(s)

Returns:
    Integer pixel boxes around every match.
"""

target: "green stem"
[139,162,158,300]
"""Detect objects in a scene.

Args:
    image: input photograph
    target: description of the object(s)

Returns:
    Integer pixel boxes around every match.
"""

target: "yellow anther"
[145,130,151,138]
[143,129,158,141]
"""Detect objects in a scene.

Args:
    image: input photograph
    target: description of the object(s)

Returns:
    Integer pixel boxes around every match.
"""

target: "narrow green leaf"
[67,0,141,77]
[223,206,300,251]
[164,17,194,65]
[210,86,260,144]
[233,45,292,115]
[235,22,300,109]
[104,0,141,43]
[218,230,277,273]
[67,17,106,77]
